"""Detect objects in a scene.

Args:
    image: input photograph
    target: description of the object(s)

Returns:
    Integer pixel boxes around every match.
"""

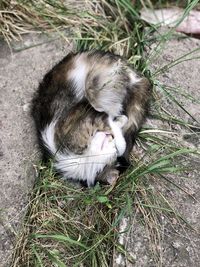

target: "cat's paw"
[114,115,128,128]
[106,169,120,185]
[108,116,127,156]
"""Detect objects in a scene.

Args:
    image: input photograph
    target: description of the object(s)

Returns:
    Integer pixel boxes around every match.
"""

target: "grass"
[1,0,200,266]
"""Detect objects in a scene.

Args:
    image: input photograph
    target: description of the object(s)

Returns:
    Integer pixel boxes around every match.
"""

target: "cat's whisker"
[59,161,115,168]
[55,152,118,162]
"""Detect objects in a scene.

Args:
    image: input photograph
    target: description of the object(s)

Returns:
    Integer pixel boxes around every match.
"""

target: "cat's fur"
[41,102,127,186]
[31,50,151,186]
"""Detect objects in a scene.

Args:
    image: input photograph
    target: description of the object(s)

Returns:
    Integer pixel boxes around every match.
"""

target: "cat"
[31,50,151,186]
[41,101,128,186]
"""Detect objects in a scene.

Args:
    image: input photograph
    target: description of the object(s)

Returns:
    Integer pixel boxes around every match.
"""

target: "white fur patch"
[41,120,57,154]
[55,131,117,186]
[108,116,127,156]
[129,70,141,84]
[68,55,88,100]
[40,115,126,187]
[41,122,118,186]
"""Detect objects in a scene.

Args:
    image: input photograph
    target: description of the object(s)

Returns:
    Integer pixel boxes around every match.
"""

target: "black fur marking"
[117,156,131,173]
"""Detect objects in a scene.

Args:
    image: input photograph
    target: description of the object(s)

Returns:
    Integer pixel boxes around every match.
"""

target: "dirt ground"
[114,35,200,266]
[0,33,200,267]
[0,35,72,267]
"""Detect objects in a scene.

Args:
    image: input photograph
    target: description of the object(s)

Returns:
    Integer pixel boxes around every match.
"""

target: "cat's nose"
[105,132,114,140]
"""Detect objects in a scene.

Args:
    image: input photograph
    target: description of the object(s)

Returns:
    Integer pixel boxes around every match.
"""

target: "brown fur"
[122,77,152,158]
[55,102,111,154]
[31,50,152,185]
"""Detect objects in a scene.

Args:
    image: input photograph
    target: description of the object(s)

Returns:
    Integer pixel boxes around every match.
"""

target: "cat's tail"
[123,76,152,158]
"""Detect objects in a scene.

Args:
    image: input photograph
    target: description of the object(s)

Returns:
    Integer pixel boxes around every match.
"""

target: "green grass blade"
[32,234,88,250]
[45,249,66,267]
[32,246,44,267]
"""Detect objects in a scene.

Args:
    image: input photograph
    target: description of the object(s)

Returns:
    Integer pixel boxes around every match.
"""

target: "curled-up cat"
[31,50,151,186]
[41,102,127,186]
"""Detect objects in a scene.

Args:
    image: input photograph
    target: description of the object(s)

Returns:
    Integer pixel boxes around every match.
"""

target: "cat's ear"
[90,91,123,117]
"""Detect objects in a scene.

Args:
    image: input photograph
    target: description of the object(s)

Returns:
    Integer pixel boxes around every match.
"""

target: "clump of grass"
[3,0,199,266]
[12,144,199,266]
[0,0,141,61]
